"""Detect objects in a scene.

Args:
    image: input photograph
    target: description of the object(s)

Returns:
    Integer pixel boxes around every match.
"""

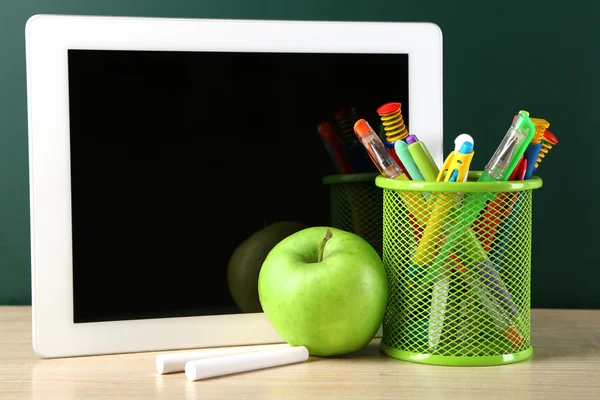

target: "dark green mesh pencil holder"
[323,172,382,256]
[375,171,543,366]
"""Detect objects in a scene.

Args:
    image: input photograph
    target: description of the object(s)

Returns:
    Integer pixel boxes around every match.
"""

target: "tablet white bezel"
[26,14,443,358]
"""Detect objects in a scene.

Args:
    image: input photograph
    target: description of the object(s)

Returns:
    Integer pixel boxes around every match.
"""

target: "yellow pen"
[438,135,475,183]
[427,135,474,351]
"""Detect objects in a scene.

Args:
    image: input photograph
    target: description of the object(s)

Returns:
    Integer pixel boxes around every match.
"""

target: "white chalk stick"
[156,344,290,374]
[185,345,309,381]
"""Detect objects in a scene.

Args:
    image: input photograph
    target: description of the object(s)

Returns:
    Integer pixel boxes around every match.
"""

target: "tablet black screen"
[67,49,409,323]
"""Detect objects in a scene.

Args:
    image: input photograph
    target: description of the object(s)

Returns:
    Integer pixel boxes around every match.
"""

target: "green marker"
[394,140,425,181]
[405,134,439,181]
[478,111,536,183]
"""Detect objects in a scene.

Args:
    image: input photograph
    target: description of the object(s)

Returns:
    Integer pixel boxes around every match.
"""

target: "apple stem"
[317,229,333,263]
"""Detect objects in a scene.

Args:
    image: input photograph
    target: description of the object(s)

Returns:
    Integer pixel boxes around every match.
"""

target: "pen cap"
[482,111,535,182]
[454,134,474,153]
[406,134,419,145]
[354,119,374,139]
[394,140,424,181]
[459,141,474,154]
[406,135,439,181]
[530,118,550,145]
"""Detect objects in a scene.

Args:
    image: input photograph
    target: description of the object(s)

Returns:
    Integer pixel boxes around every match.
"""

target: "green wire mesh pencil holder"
[322,172,383,257]
[375,171,543,366]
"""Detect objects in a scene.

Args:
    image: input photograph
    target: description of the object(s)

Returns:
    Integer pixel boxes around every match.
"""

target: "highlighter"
[394,140,424,181]
[405,134,439,181]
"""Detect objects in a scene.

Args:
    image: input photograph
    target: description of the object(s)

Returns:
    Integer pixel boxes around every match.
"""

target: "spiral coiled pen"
[377,102,408,143]
[535,130,558,171]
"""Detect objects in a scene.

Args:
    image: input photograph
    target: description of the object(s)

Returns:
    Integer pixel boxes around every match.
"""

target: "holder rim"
[380,343,533,366]
[322,172,379,185]
[375,171,543,193]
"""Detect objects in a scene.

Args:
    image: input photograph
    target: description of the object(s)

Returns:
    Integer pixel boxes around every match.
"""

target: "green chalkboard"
[1,0,598,307]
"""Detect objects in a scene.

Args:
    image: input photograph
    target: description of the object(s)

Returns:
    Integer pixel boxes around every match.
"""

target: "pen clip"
[436,152,455,182]
[437,150,474,183]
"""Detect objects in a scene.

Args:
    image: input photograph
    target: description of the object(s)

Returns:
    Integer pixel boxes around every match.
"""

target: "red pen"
[509,156,527,181]
[318,122,354,174]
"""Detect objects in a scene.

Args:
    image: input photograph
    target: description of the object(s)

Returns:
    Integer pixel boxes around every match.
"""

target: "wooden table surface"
[1,306,599,399]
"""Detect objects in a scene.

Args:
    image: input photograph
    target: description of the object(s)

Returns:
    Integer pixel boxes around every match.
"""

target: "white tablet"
[25,14,443,358]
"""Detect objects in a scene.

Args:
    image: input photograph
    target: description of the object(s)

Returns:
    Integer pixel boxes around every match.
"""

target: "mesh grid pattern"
[381,188,533,361]
[328,181,383,257]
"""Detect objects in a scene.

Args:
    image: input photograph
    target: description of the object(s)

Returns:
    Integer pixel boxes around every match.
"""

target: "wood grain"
[1,306,599,399]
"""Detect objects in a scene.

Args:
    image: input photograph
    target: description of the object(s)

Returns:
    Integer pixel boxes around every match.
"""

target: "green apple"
[228,221,307,313]
[258,226,388,356]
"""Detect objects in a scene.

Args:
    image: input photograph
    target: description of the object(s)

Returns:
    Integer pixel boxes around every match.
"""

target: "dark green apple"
[258,227,388,356]
[227,221,307,313]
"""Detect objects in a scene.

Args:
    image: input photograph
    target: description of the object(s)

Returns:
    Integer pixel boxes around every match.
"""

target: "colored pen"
[523,118,549,179]
[448,111,536,240]
[384,139,411,179]
[417,134,473,270]
[333,107,377,173]
[353,119,405,179]
[394,140,424,181]
[439,136,474,183]
[317,122,354,174]
[472,111,535,258]
[470,111,535,260]
[490,154,527,269]
[427,138,474,351]
[429,112,535,345]
[423,137,474,280]
[478,111,535,183]
[353,119,427,246]
[533,130,558,172]
[353,119,429,226]
[474,153,525,256]
[495,123,556,275]
[406,134,440,182]
[377,102,409,143]
[509,155,527,181]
